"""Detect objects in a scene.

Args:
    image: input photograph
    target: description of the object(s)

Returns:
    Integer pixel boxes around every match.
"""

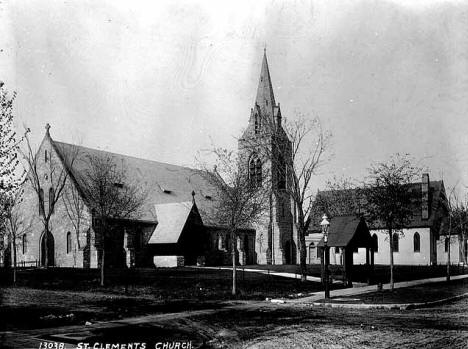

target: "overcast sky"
[1,0,468,193]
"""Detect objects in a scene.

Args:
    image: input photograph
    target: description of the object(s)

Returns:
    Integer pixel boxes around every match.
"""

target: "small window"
[66,231,72,254]
[372,234,378,252]
[49,187,54,213]
[114,183,124,189]
[22,234,27,254]
[392,233,399,253]
[445,238,449,253]
[45,150,48,163]
[39,189,44,215]
[413,232,420,253]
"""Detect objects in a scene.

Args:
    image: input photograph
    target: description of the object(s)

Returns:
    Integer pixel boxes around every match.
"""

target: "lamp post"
[321,214,330,300]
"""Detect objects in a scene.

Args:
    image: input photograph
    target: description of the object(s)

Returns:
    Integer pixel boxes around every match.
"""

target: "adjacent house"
[307,174,465,266]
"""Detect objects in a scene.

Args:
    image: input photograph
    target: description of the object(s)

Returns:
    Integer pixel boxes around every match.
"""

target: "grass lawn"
[0,267,336,300]
[325,277,468,305]
[244,264,468,284]
[0,267,334,331]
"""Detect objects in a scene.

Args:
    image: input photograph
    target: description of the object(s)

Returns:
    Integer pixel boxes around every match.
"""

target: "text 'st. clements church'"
[9,51,298,268]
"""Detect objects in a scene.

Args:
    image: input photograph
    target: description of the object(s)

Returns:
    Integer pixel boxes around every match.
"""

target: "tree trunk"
[231,230,236,296]
[297,210,307,282]
[389,228,394,290]
[299,228,307,282]
[447,233,451,283]
[12,237,17,286]
[100,248,105,287]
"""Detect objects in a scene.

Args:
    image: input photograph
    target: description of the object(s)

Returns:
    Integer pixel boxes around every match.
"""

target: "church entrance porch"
[40,230,55,267]
[318,216,375,286]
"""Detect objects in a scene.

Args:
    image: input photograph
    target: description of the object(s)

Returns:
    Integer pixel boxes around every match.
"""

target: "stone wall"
[15,135,95,268]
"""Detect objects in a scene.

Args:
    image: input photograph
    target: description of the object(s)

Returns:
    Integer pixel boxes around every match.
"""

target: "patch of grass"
[329,278,468,304]
[0,267,331,300]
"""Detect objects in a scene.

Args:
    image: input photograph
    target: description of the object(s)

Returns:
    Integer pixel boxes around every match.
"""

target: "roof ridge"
[53,140,201,173]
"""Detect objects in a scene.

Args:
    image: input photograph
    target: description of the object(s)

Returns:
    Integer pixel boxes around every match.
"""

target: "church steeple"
[255,49,276,119]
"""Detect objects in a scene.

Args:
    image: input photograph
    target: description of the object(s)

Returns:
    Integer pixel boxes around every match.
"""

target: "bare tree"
[242,114,331,281]
[62,177,88,255]
[199,148,270,295]
[312,176,361,219]
[78,154,148,286]
[1,190,33,284]
[361,153,421,290]
[0,82,28,271]
[446,187,468,278]
[21,127,79,267]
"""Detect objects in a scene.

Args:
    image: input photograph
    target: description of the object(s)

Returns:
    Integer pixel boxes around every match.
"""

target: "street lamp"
[321,214,330,300]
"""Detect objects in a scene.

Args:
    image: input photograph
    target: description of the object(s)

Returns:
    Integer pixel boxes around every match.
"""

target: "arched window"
[308,243,315,264]
[39,189,44,215]
[445,238,449,253]
[66,232,72,254]
[413,232,420,252]
[22,234,27,254]
[392,233,399,252]
[372,234,378,252]
[49,187,54,214]
[249,156,262,187]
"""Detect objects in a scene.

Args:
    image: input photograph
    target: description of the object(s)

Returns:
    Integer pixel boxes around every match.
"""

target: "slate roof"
[310,180,448,232]
[316,216,373,248]
[52,141,220,225]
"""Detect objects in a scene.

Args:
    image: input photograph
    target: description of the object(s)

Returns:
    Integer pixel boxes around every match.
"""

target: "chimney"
[421,173,429,220]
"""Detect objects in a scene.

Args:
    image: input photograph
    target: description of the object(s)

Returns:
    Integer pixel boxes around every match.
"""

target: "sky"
[1,0,468,194]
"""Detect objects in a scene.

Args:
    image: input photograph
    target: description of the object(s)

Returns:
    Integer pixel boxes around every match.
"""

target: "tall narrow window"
[308,243,314,264]
[66,231,72,254]
[22,234,27,254]
[372,234,378,252]
[249,156,262,187]
[392,233,399,253]
[413,232,420,252]
[254,114,260,134]
[445,238,449,253]
[255,159,262,185]
[39,189,44,215]
[45,150,48,163]
[49,187,54,214]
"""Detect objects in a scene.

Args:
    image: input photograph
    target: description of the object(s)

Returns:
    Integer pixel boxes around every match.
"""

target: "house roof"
[148,201,194,244]
[310,180,448,232]
[52,140,220,225]
[317,215,373,248]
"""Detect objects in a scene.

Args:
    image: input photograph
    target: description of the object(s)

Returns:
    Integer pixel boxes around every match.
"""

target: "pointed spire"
[255,49,276,118]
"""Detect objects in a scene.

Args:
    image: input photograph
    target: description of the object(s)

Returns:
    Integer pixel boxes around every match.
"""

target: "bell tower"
[238,50,295,265]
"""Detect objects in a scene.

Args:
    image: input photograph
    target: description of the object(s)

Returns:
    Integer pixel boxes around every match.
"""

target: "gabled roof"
[149,201,196,244]
[52,140,220,225]
[317,216,373,248]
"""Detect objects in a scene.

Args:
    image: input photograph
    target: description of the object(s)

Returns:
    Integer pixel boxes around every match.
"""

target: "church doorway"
[40,230,55,267]
[284,240,297,264]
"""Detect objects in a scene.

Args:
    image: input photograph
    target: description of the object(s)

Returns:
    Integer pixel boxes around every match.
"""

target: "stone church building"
[9,51,298,268]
